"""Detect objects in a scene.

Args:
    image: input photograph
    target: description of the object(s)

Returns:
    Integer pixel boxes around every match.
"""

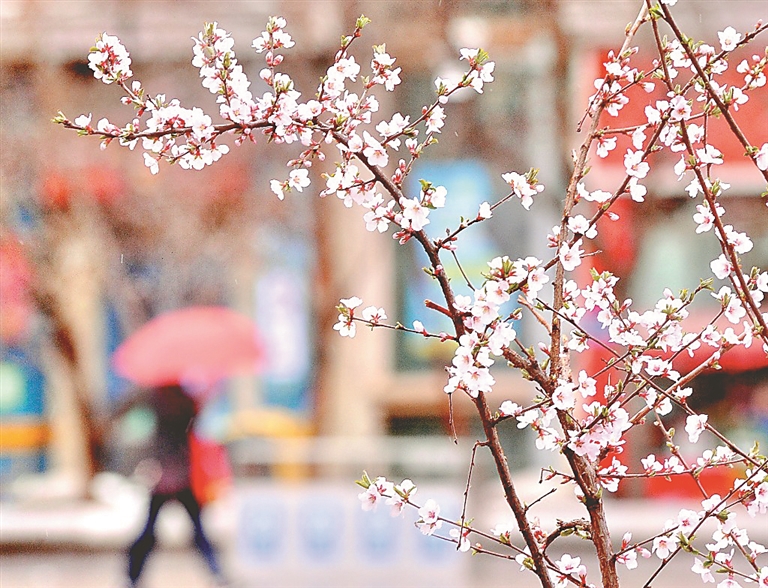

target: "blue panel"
[1,346,45,416]
[397,159,504,370]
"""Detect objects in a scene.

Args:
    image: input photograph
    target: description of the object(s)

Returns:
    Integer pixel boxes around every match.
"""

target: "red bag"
[188,433,232,505]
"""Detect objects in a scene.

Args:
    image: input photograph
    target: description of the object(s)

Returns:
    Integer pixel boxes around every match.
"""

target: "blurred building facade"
[1,0,767,498]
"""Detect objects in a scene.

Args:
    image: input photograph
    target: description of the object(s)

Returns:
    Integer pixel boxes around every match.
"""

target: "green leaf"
[355,471,372,489]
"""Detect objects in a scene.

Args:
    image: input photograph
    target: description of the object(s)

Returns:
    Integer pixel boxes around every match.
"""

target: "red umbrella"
[112,306,264,388]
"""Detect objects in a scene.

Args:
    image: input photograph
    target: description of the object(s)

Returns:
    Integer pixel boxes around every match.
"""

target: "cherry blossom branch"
[448,249,477,291]
[676,116,768,346]
[330,66,558,588]
[435,190,517,249]
[660,6,768,181]
[642,8,768,347]
[639,465,768,588]
[577,3,649,132]
[458,441,485,550]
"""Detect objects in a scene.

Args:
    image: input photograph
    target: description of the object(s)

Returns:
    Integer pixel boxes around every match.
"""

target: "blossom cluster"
[356,474,460,539]
[88,33,132,84]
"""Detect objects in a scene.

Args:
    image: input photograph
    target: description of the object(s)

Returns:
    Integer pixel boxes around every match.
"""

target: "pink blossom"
[616,544,638,570]
[451,345,474,374]
[692,558,715,583]
[710,254,733,280]
[499,401,521,418]
[401,197,430,231]
[627,178,646,202]
[568,331,589,352]
[328,55,360,82]
[74,113,92,128]
[433,76,457,103]
[535,426,562,452]
[598,457,627,492]
[757,566,768,588]
[624,149,650,179]
[358,476,392,511]
[460,48,495,93]
[645,102,666,125]
[478,284,506,312]
[453,295,472,314]
[724,297,746,324]
[461,365,495,397]
[693,203,724,233]
[416,499,442,536]
[568,215,597,239]
[577,371,597,398]
[376,112,409,139]
[554,553,587,587]
[595,135,617,158]
[364,201,394,233]
[333,296,362,337]
[718,27,742,52]
[738,56,767,89]
[686,414,708,443]
[668,95,691,121]
[361,306,387,324]
[501,171,543,210]
[488,322,516,356]
[421,185,447,209]
[514,548,531,571]
[632,126,647,149]
[358,486,380,511]
[552,381,577,410]
[526,267,550,297]
[653,533,679,559]
[755,143,768,171]
[143,153,159,175]
[371,50,402,91]
[270,179,286,200]
[597,80,629,116]
[362,131,389,167]
[288,169,310,192]
[723,225,753,254]
[724,86,749,111]
[757,482,768,507]
[641,454,664,474]
[586,188,613,203]
[567,430,601,462]
[697,144,723,165]
[515,409,538,430]
[385,479,415,517]
[426,105,445,133]
[645,358,679,380]
[558,240,583,272]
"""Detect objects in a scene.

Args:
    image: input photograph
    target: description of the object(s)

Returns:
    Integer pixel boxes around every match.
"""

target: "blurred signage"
[398,159,502,370]
[235,482,467,587]
[254,228,314,413]
[0,353,48,480]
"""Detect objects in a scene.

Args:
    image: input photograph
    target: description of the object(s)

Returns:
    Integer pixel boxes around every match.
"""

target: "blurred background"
[1,1,767,587]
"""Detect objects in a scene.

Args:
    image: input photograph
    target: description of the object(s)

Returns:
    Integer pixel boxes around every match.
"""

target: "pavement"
[0,473,236,551]
[2,471,768,588]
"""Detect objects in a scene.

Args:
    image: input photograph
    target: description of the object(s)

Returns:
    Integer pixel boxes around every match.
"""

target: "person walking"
[126,384,226,587]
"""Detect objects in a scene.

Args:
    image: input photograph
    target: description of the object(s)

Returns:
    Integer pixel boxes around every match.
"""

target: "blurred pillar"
[315,193,395,440]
